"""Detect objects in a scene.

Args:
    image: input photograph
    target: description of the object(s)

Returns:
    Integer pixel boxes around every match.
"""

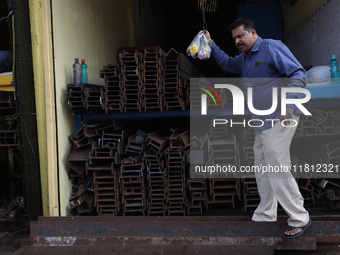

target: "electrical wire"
[0,11,13,23]
[200,0,207,30]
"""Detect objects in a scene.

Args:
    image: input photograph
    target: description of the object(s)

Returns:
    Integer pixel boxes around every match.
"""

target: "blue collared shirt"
[211,37,307,133]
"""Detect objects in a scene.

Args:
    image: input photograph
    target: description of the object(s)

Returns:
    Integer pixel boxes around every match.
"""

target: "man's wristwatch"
[208,40,214,46]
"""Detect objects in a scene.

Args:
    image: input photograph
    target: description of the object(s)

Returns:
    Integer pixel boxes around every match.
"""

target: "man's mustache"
[237,42,244,47]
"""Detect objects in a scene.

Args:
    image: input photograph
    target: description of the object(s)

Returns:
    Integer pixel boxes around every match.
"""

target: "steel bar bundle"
[299,109,339,136]
[145,150,167,216]
[242,179,260,212]
[187,79,203,110]
[119,50,143,113]
[220,88,233,108]
[0,91,15,115]
[84,85,104,113]
[144,128,168,215]
[165,129,188,216]
[142,49,166,112]
[236,125,255,178]
[186,179,207,215]
[100,64,123,113]
[69,175,95,215]
[94,171,121,215]
[207,120,241,210]
[163,48,201,111]
[66,84,105,114]
[207,88,223,109]
[120,157,147,216]
[0,122,19,147]
[297,177,316,207]
[65,85,86,114]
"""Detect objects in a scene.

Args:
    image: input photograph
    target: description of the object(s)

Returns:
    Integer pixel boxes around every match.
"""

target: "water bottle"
[81,59,88,84]
[330,55,340,85]
[73,58,82,86]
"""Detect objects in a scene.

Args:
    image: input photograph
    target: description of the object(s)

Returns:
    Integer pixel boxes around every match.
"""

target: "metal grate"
[7,0,42,224]
[0,151,10,200]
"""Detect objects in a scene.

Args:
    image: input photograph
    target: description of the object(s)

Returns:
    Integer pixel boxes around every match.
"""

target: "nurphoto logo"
[201,84,312,116]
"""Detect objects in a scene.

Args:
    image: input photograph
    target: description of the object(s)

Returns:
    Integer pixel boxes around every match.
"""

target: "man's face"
[231,25,256,53]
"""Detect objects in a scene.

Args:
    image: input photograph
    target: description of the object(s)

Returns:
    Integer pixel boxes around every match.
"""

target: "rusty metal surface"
[66,84,105,114]
[165,131,187,216]
[30,217,339,246]
[0,123,19,147]
[14,244,277,255]
[162,48,197,111]
[101,65,123,113]
[147,130,171,150]
[186,179,206,215]
[68,47,201,114]
[66,117,340,223]
[32,237,313,250]
[36,215,340,222]
[94,171,121,216]
[298,109,339,136]
[119,50,143,113]
[0,91,15,115]
[142,49,164,112]
[243,178,260,213]
[67,144,91,162]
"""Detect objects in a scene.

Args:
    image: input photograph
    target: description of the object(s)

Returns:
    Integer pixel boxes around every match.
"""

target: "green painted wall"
[51,0,165,216]
[51,0,135,216]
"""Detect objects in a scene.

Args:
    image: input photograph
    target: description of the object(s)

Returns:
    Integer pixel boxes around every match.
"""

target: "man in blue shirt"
[204,18,311,238]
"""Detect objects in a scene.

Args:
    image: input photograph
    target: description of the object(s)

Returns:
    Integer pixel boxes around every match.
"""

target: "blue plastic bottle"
[330,55,340,84]
[81,59,88,84]
[73,58,82,86]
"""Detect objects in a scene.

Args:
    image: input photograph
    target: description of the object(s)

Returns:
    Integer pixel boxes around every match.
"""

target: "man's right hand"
[203,30,211,41]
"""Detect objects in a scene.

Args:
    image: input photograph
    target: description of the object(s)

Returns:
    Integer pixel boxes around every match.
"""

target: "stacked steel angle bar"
[65,84,105,114]
[65,47,202,114]
[65,45,340,215]
[165,129,190,215]
[233,124,260,213]
[145,130,170,216]
[295,109,340,137]
[142,49,165,111]
[188,133,209,214]
[293,139,340,210]
[67,118,340,215]
[67,120,192,216]
[206,124,241,211]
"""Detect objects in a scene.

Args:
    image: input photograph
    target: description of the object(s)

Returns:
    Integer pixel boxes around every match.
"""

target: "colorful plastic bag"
[197,34,211,60]
[186,31,202,58]
[186,31,211,60]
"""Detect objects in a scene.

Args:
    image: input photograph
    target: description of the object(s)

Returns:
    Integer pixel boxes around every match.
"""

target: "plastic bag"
[186,31,202,58]
[197,34,211,60]
[186,31,211,60]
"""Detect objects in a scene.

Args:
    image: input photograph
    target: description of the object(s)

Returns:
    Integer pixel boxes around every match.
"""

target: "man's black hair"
[229,18,256,33]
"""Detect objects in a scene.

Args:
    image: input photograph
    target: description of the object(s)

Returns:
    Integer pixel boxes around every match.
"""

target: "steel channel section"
[0,92,15,115]
[32,217,340,249]
[13,244,279,255]
[64,50,340,252]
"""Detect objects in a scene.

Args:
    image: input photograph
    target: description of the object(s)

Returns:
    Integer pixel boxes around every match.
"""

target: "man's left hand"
[280,107,293,125]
